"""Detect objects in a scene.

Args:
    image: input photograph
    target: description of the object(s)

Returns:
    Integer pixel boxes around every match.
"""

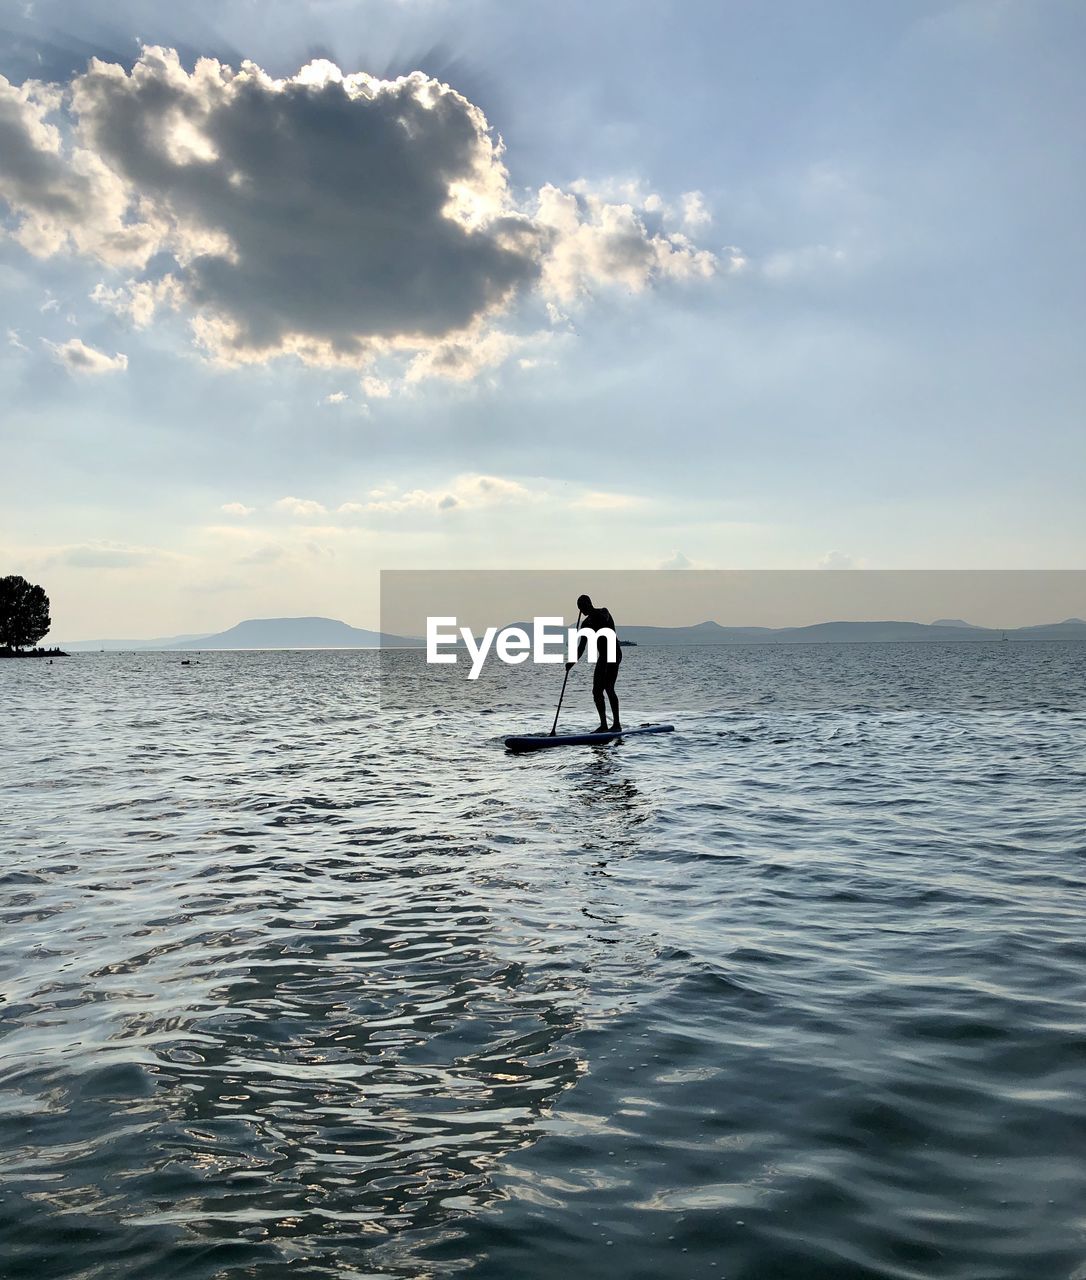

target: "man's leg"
[592,666,608,730]
[606,667,621,730]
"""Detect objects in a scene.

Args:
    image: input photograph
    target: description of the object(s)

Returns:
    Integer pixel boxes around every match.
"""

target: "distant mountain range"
[61,631,215,652]
[58,614,1086,650]
[619,618,1086,645]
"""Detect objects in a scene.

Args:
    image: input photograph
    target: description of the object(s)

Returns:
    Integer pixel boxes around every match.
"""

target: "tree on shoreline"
[0,575,51,651]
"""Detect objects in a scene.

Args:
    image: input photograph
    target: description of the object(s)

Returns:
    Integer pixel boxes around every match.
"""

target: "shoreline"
[1,647,70,658]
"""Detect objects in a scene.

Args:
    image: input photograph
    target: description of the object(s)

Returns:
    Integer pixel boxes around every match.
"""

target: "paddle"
[549,611,580,736]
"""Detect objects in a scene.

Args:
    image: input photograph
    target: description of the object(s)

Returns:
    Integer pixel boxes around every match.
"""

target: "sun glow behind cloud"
[0,48,722,385]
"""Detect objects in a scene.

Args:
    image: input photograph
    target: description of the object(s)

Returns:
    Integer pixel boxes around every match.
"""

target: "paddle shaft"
[549,611,581,735]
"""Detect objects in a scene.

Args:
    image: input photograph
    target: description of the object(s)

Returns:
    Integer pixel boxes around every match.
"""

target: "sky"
[1,0,1084,639]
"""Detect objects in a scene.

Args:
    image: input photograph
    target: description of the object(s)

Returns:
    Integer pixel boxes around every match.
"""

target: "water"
[2,644,1085,1280]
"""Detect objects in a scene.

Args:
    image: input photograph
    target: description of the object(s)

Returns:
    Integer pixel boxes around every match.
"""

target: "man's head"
[576,594,592,613]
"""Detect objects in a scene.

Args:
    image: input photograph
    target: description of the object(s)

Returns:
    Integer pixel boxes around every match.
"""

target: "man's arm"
[566,615,593,669]
[566,631,587,670]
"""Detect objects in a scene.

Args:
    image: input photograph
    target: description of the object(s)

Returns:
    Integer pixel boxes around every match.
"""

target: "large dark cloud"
[0,48,717,374]
[71,51,545,357]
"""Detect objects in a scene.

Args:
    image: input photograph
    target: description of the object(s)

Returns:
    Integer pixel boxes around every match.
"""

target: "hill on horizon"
[174,616,420,649]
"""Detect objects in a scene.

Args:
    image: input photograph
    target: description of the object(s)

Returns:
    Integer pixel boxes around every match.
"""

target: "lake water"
[2,644,1085,1280]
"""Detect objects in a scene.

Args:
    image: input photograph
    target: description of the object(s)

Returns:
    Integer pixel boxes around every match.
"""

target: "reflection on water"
[566,752,650,860]
[2,645,1085,1279]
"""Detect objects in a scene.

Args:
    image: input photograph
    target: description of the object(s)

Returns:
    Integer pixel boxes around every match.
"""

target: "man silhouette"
[566,593,622,732]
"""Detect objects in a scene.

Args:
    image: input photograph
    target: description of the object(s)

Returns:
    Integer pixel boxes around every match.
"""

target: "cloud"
[0,49,720,380]
[327,476,633,518]
[275,496,327,518]
[2,52,541,364]
[348,487,452,515]
[51,540,162,568]
[339,472,534,515]
[659,550,694,570]
[360,376,391,399]
[721,246,747,273]
[7,328,28,351]
[0,74,160,265]
[463,474,531,502]
[403,324,530,384]
[322,390,348,405]
[679,191,711,230]
[44,336,127,373]
[817,550,857,569]
[535,184,717,302]
[91,276,183,326]
[220,502,254,516]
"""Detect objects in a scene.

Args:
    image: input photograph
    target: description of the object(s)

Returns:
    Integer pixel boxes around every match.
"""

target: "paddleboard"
[505,723,675,753]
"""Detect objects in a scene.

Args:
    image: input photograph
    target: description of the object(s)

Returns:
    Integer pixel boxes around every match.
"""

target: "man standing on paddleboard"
[566,593,622,732]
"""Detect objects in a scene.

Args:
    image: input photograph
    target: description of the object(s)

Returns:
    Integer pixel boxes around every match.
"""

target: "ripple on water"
[1,646,1085,1279]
